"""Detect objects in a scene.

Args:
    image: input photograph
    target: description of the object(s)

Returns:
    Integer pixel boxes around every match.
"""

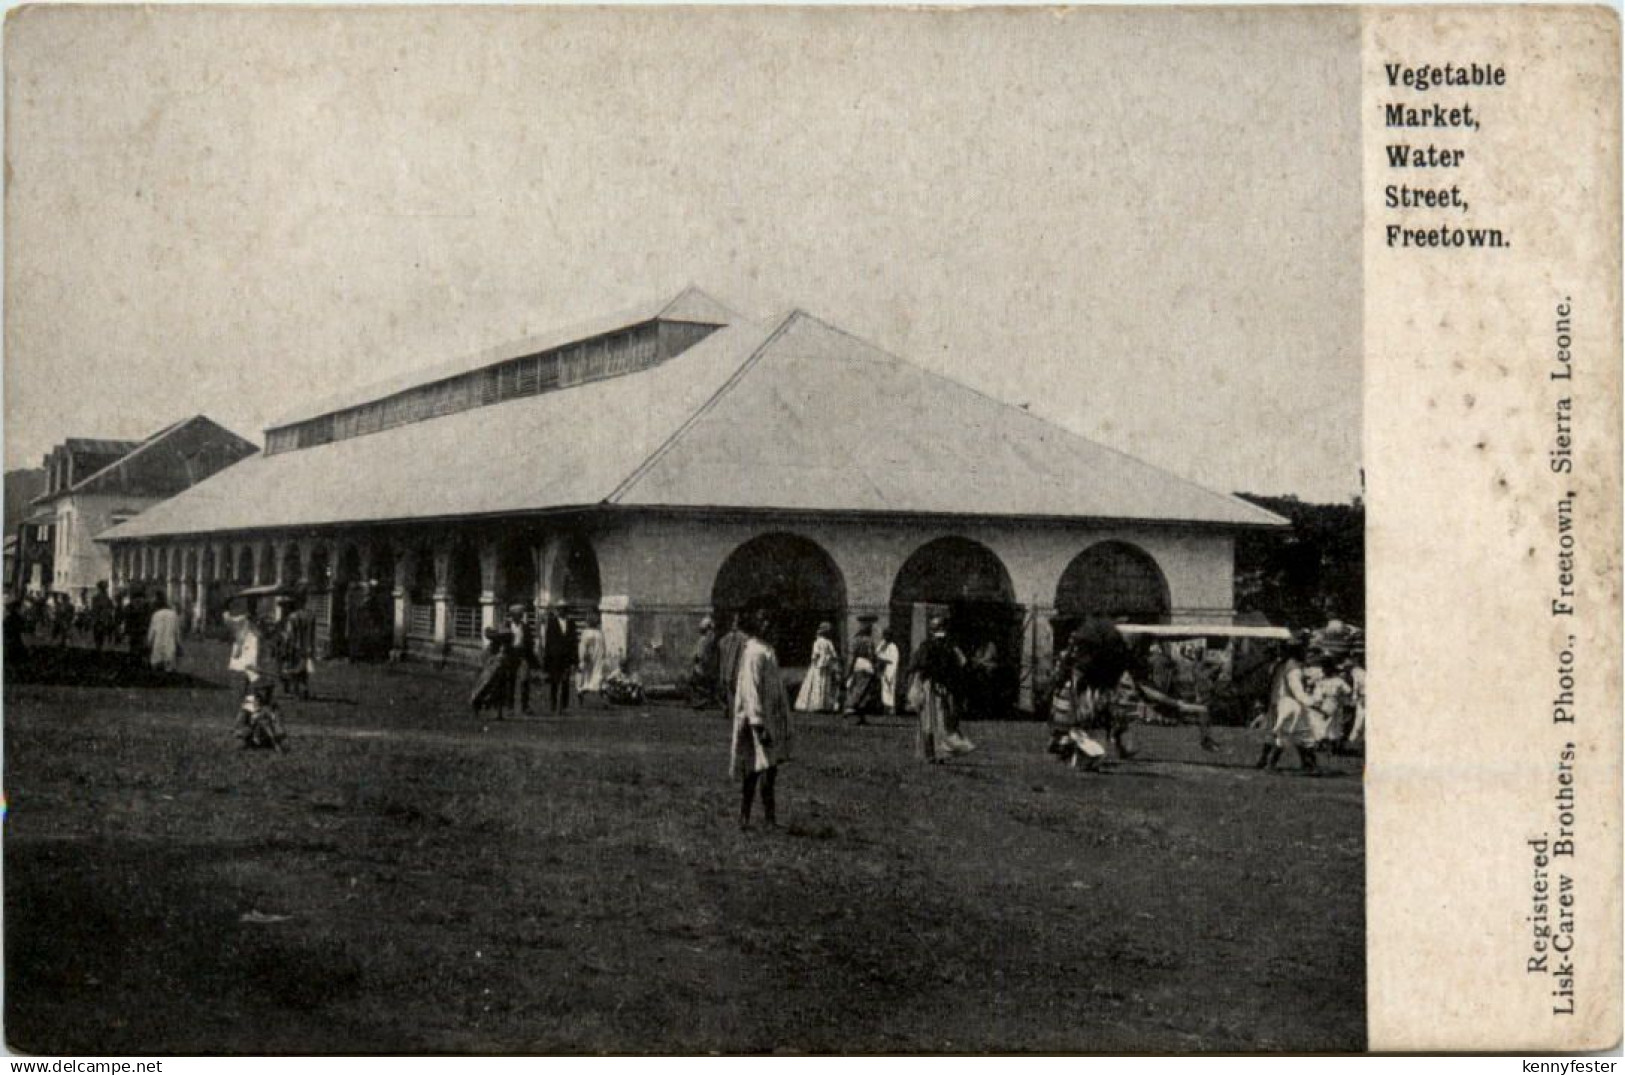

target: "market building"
[99,288,1285,704]
[29,418,257,604]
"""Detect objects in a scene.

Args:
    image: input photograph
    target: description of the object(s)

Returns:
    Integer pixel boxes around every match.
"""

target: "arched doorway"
[236,546,254,585]
[712,532,845,671]
[281,544,303,591]
[406,545,437,642]
[890,536,1022,715]
[449,541,482,643]
[544,532,601,620]
[499,536,538,623]
[331,544,363,658]
[1053,541,1171,647]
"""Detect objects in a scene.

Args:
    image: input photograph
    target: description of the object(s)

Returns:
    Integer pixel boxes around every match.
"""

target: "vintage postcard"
[0,3,1617,1058]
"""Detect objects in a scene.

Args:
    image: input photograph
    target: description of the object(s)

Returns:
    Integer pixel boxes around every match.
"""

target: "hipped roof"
[103,299,1285,541]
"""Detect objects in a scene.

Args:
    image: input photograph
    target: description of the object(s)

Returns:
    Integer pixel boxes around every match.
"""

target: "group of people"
[220,594,325,751]
[6,581,191,671]
[713,605,995,830]
[1254,622,1365,773]
[787,618,902,722]
[1045,619,1216,769]
[469,604,608,721]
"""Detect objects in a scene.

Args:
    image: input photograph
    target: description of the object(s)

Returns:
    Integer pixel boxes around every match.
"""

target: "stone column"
[478,539,500,636]
[599,594,631,673]
[192,544,210,633]
[297,539,318,589]
[392,552,411,651]
[431,545,452,652]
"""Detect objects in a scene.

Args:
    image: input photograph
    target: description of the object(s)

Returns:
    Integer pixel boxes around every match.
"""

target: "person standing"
[89,581,117,652]
[470,624,518,721]
[689,617,720,709]
[575,614,607,706]
[912,616,973,763]
[793,622,841,713]
[506,604,540,715]
[542,604,578,713]
[1257,636,1318,772]
[50,593,74,647]
[843,618,881,722]
[876,627,902,715]
[122,589,152,660]
[716,613,747,717]
[730,602,793,831]
[145,593,181,672]
[279,595,317,700]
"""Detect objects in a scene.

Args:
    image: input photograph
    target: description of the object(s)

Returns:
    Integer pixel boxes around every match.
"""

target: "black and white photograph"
[6,4,1379,1055]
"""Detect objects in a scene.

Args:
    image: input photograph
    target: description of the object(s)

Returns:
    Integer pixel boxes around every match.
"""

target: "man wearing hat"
[505,604,540,716]
[542,603,579,713]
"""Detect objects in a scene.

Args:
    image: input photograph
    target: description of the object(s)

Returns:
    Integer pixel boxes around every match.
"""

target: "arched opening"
[369,543,396,590]
[281,544,303,590]
[890,536,1022,716]
[449,541,483,643]
[331,544,363,658]
[257,542,275,585]
[406,546,437,641]
[544,533,601,621]
[236,546,254,585]
[499,536,539,626]
[346,541,397,661]
[1053,541,1172,648]
[712,532,845,672]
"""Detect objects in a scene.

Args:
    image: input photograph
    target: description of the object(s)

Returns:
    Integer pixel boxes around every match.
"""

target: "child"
[236,680,289,752]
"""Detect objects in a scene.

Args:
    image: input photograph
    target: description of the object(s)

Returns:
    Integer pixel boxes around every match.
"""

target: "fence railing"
[452,606,481,641]
[407,604,434,639]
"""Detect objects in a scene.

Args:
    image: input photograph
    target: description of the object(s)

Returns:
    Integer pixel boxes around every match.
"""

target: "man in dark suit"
[542,604,578,713]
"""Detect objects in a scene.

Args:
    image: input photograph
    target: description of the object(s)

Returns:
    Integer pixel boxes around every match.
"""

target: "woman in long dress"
[843,620,881,721]
[145,594,181,671]
[911,617,973,763]
[876,627,901,714]
[575,617,607,705]
[1257,637,1319,772]
[730,604,793,830]
[793,622,841,713]
[470,625,517,720]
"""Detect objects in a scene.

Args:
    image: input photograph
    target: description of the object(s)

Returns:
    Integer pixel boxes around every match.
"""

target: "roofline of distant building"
[98,500,1288,546]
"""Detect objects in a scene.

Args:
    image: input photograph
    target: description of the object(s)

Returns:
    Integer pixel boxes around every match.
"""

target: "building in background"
[5,467,47,596]
[100,288,1284,703]
[30,417,257,603]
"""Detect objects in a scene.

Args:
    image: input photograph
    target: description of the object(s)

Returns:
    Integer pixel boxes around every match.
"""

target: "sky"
[4,5,1362,502]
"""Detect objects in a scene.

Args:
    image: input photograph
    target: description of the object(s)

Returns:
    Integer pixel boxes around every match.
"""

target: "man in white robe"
[729,603,793,830]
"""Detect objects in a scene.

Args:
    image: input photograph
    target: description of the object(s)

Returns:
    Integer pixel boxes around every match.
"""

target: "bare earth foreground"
[5,641,1364,1054]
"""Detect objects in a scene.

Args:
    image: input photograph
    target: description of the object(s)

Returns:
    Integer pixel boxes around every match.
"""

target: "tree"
[1232,493,1364,631]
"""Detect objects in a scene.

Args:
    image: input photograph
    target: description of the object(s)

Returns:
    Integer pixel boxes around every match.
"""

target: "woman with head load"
[729,600,793,830]
[911,615,975,764]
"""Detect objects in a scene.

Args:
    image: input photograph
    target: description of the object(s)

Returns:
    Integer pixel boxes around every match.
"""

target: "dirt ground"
[4,637,1364,1054]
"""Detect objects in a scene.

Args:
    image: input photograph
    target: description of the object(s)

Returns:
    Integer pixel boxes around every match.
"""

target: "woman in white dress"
[575,616,607,704]
[793,622,841,713]
[876,627,901,714]
[1257,637,1320,772]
